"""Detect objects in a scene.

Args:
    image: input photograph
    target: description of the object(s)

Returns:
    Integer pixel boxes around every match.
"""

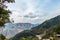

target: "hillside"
[11,15,60,40]
[0,23,37,38]
[30,15,60,34]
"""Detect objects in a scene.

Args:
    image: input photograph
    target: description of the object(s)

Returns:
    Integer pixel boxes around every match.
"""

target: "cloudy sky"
[6,0,60,24]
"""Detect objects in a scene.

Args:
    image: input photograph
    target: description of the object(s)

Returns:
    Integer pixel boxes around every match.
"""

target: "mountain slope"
[30,15,60,34]
[0,23,37,38]
[11,15,60,40]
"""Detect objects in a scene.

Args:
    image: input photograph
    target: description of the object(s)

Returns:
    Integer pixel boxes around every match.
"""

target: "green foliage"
[0,8,11,26]
[50,23,60,34]
[0,34,9,40]
[42,23,60,38]
[0,0,15,26]
[19,37,26,40]
[19,36,39,40]
[0,34,6,40]
[0,0,15,3]
[31,37,39,40]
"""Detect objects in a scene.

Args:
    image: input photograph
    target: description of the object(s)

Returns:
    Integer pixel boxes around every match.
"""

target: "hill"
[11,15,60,40]
[0,23,37,38]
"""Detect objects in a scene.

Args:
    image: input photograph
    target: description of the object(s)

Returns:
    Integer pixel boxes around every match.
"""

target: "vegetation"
[0,0,15,3]
[11,15,60,40]
[0,7,11,26]
[0,0,15,27]
[0,34,6,40]
[0,0,15,40]
[19,36,39,40]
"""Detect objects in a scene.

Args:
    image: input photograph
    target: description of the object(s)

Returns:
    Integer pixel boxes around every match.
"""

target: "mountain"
[15,23,38,30]
[11,15,60,40]
[0,23,38,38]
[30,15,60,34]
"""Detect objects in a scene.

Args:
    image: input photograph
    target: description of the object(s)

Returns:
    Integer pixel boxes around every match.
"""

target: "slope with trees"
[11,15,60,40]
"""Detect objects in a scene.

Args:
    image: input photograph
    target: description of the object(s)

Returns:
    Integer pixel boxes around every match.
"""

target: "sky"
[6,0,60,24]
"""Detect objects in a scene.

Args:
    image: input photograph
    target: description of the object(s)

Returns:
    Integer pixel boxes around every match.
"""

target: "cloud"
[6,0,60,24]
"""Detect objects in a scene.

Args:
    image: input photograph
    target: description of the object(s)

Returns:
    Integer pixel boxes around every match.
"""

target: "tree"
[0,0,15,3]
[0,34,6,40]
[0,7,11,26]
[0,0,15,27]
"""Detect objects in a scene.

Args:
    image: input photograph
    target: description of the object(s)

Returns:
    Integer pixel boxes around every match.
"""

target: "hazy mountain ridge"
[11,15,60,40]
[0,23,38,38]
[15,23,38,30]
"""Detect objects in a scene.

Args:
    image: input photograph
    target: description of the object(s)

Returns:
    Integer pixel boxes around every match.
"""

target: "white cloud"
[7,0,60,24]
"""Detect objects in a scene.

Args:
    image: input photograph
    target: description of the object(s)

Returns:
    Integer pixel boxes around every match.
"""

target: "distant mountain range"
[15,23,38,30]
[0,23,38,38]
[11,15,60,40]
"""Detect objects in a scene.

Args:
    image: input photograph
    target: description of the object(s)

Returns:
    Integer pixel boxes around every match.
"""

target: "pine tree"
[0,0,15,27]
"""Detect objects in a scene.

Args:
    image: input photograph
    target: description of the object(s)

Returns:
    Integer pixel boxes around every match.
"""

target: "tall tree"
[0,0,15,27]
[0,0,15,3]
